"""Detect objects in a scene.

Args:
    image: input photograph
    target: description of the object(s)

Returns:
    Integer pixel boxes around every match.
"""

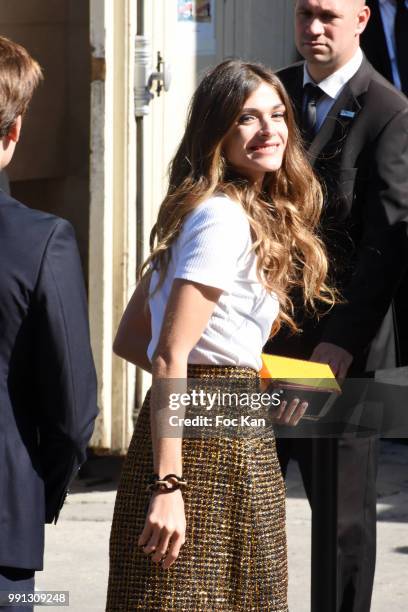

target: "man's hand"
[310,342,353,380]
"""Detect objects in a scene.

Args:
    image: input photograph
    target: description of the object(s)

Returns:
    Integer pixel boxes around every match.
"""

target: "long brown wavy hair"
[140,59,335,336]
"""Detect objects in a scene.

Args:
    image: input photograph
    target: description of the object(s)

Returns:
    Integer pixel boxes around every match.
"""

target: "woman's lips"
[249,143,280,153]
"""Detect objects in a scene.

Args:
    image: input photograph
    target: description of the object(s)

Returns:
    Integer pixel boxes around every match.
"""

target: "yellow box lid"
[260,353,341,393]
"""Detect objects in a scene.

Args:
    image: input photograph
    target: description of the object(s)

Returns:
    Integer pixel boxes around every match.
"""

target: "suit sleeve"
[33,219,98,523]
[321,107,408,356]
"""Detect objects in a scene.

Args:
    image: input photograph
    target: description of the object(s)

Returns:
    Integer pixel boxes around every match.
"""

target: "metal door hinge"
[134,36,172,117]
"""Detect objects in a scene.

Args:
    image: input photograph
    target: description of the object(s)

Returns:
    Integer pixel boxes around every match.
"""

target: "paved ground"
[36,440,408,611]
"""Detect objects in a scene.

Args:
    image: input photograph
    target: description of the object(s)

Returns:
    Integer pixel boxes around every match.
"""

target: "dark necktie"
[302,83,325,140]
[395,0,408,95]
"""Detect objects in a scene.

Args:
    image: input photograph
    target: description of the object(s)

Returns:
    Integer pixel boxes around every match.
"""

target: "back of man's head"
[0,36,42,137]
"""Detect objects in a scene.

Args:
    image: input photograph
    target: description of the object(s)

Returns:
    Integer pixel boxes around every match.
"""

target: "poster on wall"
[177,0,216,55]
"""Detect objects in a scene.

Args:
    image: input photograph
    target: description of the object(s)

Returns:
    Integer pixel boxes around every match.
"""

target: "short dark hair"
[0,35,43,137]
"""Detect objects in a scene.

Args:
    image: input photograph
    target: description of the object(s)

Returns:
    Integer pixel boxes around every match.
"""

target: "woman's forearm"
[150,352,187,476]
[149,280,221,477]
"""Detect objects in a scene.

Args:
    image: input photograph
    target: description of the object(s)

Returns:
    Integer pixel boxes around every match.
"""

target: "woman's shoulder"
[184,194,248,230]
[176,194,251,259]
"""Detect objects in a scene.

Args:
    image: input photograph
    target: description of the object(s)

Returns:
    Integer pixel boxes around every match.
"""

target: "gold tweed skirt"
[106,365,288,611]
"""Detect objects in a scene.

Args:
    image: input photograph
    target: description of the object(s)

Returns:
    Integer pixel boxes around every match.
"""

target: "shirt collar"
[303,47,363,100]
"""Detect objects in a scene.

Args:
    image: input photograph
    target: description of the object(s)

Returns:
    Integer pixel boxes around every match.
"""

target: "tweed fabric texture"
[106,365,288,611]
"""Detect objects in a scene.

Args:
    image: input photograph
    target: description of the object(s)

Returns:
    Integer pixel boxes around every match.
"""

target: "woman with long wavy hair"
[106,59,334,611]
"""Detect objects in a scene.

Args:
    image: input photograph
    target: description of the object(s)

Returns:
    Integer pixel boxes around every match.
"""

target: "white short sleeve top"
[147,195,279,370]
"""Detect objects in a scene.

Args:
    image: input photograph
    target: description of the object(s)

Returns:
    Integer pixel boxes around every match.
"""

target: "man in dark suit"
[0,37,98,610]
[362,0,408,96]
[265,1,408,610]
[361,0,408,366]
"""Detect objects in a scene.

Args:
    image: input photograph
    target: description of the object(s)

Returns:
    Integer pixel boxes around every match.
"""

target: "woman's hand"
[138,489,186,569]
[272,397,308,426]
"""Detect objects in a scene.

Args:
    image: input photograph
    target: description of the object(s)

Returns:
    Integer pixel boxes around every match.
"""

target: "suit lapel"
[290,75,304,122]
[308,58,372,163]
[308,86,362,161]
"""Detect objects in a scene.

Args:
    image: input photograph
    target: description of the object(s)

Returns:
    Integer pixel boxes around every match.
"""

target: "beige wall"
[88,0,138,451]
[216,0,297,69]
[0,0,90,277]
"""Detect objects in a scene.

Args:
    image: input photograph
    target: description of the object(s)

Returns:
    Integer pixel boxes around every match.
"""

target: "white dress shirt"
[303,48,364,131]
[378,0,408,91]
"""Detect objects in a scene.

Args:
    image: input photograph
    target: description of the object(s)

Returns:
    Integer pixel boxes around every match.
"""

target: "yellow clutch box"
[260,354,341,420]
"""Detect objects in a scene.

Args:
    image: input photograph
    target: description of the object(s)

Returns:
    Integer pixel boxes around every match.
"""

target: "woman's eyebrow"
[241,103,286,113]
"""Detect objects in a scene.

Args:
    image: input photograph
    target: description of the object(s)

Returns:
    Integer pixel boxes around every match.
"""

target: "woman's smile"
[249,141,282,153]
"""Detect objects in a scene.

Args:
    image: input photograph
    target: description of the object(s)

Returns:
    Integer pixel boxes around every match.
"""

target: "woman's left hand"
[272,397,308,426]
[138,489,186,569]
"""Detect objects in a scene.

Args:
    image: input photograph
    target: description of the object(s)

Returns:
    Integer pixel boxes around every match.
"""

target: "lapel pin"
[340,110,356,119]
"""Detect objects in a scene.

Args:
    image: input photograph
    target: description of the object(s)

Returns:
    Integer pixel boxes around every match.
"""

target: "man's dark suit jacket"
[0,191,98,570]
[361,0,408,367]
[267,57,408,372]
